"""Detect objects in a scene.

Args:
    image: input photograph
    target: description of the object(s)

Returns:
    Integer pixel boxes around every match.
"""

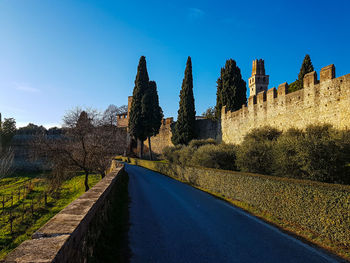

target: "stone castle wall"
[148,118,174,154]
[147,118,221,155]
[221,64,350,144]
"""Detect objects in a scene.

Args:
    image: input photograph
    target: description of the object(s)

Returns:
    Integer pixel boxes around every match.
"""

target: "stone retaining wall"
[2,166,123,263]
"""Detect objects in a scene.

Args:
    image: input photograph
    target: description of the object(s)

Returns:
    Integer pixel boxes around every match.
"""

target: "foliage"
[236,125,350,184]
[236,126,281,175]
[1,118,16,149]
[188,138,217,149]
[162,145,184,164]
[243,126,282,142]
[297,125,350,184]
[142,81,163,138]
[215,71,223,119]
[272,128,304,179]
[215,59,247,118]
[142,80,164,160]
[288,54,314,93]
[128,56,150,143]
[128,56,162,158]
[298,54,314,82]
[201,107,216,120]
[124,157,350,259]
[17,123,46,135]
[171,57,196,145]
[163,139,236,171]
[236,138,275,175]
[191,144,237,170]
[287,79,302,93]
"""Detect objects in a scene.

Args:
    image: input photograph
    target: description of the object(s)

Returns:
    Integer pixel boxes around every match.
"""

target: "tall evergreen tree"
[215,69,223,119]
[298,54,314,83]
[288,54,314,93]
[215,59,246,118]
[142,81,163,160]
[171,56,196,145]
[129,56,149,158]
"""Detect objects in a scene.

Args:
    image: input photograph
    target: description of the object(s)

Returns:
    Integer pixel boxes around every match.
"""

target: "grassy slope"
[0,172,100,260]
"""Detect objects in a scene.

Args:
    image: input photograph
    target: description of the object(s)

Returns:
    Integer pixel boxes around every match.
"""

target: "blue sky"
[0,0,349,127]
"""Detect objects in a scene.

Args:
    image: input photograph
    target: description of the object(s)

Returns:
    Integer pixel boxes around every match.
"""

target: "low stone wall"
[121,157,350,248]
[2,166,124,263]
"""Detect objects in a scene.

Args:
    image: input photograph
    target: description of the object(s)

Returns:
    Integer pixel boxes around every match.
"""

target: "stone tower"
[248,59,269,96]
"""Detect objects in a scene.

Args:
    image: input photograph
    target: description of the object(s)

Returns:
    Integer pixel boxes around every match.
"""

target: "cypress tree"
[215,70,223,119]
[215,59,246,117]
[288,54,314,93]
[142,80,163,160]
[298,54,314,84]
[129,56,149,158]
[172,56,196,145]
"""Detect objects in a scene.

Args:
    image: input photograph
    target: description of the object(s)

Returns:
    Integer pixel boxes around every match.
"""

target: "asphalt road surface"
[126,164,342,263]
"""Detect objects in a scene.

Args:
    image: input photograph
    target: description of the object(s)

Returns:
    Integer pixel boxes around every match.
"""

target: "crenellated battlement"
[221,64,350,144]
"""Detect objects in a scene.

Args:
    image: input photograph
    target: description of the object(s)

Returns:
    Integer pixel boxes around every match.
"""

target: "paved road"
[126,164,341,263]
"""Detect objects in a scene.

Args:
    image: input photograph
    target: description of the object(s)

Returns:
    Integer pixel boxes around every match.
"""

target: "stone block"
[320,64,335,82]
[303,71,318,88]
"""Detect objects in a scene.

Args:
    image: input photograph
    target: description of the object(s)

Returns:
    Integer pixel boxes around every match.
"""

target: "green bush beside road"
[162,125,350,185]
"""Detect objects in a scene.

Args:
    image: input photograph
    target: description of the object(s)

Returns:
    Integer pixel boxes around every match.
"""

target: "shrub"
[236,139,275,174]
[273,128,305,179]
[298,125,350,184]
[177,146,195,166]
[188,139,218,149]
[236,126,280,174]
[162,145,183,164]
[272,125,350,184]
[243,126,281,142]
[191,144,237,170]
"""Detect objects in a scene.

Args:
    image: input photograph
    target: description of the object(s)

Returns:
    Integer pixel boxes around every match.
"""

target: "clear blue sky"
[0,0,349,127]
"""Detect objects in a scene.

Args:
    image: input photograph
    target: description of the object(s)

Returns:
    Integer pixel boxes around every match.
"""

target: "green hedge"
[119,157,350,248]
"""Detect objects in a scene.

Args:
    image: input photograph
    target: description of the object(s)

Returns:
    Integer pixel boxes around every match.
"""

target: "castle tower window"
[249,59,269,97]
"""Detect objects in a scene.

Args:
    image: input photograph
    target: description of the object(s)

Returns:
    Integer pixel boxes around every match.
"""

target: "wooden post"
[9,209,13,235]
[1,196,4,214]
[44,192,47,206]
[22,202,25,221]
[31,198,34,218]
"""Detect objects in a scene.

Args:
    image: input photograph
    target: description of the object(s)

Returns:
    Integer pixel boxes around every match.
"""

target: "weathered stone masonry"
[221,64,350,144]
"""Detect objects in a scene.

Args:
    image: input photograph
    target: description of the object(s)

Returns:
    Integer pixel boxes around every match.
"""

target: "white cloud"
[187,8,205,20]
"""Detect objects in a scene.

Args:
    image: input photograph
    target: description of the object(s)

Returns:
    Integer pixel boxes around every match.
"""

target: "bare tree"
[34,107,126,192]
[90,125,126,178]
[103,104,128,126]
